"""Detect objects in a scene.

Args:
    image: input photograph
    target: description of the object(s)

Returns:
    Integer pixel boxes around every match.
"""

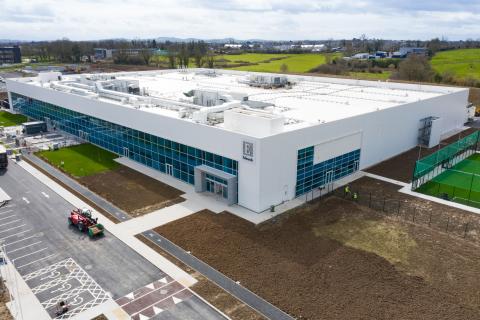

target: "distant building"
[392,47,427,58]
[0,46,21,64]
[94,48,113,60]
[224,44,242,49]
[300,44,326,52]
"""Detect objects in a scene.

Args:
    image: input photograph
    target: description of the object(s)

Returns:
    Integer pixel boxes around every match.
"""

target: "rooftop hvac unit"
[247,75,289,88]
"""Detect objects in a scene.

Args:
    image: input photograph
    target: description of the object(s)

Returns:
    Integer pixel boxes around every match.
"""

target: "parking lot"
[0,163,227,319]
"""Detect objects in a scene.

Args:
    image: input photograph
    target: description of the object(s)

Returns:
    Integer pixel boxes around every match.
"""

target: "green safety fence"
[413,131,480,183]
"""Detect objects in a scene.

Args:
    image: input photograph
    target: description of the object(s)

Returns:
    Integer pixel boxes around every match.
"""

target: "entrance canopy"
[194,165,237,205]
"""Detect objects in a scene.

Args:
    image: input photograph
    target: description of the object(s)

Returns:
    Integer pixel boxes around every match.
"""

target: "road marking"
[117,279,175,307]
[0,224,27,234]
[0,210,13,215]
[0,219,22,228]
[8,241,43,254]
[12,247,49,262]
[131,288,187,319]
[0,215,16,221]
[22,197,30,204]
[0,229,33,241]
[41,192,50,199]
[16,253,57,269]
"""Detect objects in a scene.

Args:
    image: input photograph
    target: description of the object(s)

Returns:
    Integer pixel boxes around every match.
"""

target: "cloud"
[0,0,478,41]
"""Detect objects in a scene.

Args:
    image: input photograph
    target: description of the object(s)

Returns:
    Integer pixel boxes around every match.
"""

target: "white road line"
[3,233,37,246]
[8,241,43,254]
[16,253,57,269]
[0,215,16,221]
[11,247,49,262]
[22,197,30,204]
[41,192,50,199]
[0,219,22,228]
[118,280,175,307]
[0,210,13,215]
[131,288,187,319]
[0,224,27,234]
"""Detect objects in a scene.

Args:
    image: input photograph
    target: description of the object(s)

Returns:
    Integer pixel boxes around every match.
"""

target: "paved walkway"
[141,231,294,320]
[363,172,409,187]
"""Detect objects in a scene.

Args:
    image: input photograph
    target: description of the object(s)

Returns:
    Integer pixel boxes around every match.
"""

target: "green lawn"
[431,49,480,80]
[0,111,27,127]
[416,154,480,208]
[217,53,334,73]
[36,144,119,178]
[348,71,392,80]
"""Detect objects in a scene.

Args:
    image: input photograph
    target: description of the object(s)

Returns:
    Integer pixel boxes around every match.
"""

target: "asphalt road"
[0,161,226,320]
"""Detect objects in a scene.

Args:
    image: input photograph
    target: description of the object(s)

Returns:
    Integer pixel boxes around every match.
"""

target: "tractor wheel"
[78,222,84,232]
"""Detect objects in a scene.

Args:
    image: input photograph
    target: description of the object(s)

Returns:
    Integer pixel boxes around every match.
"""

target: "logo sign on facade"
[242,141,254,162]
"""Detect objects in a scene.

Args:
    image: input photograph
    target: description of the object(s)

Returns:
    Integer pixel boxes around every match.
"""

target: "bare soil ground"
[79,166,184,217]
[348,176,480,243]
[136,234,265,320]
[155,202,480,320]
[470,87,480,107]
[366,127,478,182]
[0,279,13,320]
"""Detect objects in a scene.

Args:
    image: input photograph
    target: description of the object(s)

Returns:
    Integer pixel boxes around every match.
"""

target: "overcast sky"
[1,0,479,41]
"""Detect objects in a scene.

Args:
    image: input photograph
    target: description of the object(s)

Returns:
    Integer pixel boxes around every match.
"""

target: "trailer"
[22,121,47,135]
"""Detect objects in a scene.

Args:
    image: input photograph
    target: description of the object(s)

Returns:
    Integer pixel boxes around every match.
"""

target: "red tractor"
[68,208,105,237]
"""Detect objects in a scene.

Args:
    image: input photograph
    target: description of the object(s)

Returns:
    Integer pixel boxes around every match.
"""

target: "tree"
[167,50,177,69]
[280,63,288,73]
[140,49,152,65]
[205,51,215,69]
[394,55,434,82]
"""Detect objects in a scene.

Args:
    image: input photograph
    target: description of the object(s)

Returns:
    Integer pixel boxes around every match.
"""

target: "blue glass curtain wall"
[11,93,238,186]
[296,147,360,196]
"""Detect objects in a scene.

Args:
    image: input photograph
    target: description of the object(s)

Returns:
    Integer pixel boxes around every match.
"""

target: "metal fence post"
[369,193,372,208]
[464,222,469,238]
[446,216,450,232]
[412,207,416,223]
[428,211,432,227]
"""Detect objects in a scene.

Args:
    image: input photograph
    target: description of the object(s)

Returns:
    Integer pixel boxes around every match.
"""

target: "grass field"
[348,71,392,80]
[431,49,480,80]
[217,53,333,73]
[36,143,119,178]
[0,111,27,127]
[417,153,480,208]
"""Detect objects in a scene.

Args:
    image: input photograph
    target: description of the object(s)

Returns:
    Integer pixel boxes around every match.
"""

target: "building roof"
[8,69,465,137]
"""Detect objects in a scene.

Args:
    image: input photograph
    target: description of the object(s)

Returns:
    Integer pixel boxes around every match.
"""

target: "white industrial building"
[6,69,470,213]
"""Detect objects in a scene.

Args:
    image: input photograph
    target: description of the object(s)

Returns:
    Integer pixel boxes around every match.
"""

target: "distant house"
[0,46,21,64]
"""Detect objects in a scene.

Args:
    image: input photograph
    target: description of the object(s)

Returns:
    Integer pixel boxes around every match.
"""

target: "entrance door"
[166,164,173,176]
[123,147,129,158]
[325,170,334,193]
